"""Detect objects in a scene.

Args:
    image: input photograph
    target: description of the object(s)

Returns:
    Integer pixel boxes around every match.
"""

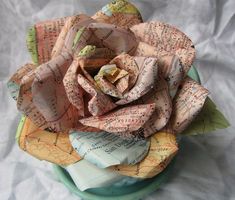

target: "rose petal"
[175,47,196,70]
[88,23,138,55]
[110,53,139,89]
[77,45,115,85]
[77,74,117,116]
[51,15,95,57]
[26,27,39,64]
[131,21,196,72]
[116,57,158,105]
[131,21,194,52]
[95,76,123,98]
[79,103,156,133]
[157,55,184,98]
[108,69,129,83]
[7,63,36,101]
[63,59,85,116]
[164,77,209,134]
[70,130,150,168]
[140,77,172,137]
[116,74,129,94]
[51,15,83,58]
[18,70,48,129]
[92,0,143,29]
[35,17,67,64]
[134,42,186,98]
[8,63,48,129]
[134,42,170,58]
[18,117,81,165]
[110,131,178,178]
[32,52,80,132]
[94,64,128,98]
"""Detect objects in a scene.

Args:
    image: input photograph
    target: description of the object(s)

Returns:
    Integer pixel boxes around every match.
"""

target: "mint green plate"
[52,66,200,200]
[53,159,175,200]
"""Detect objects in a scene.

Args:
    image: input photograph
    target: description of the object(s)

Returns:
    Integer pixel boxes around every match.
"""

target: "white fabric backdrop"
[0,0,234,199]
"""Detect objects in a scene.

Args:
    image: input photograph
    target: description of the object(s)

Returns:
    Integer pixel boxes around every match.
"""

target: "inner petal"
[77,74,117,116]
[94,64,129,98]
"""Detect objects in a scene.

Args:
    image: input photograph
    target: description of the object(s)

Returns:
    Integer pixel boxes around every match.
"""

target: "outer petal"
[164,77,209,134]
[65,160,128,191]
[134,42,170,58]
[134,42,186,98]
[55,15,96,56]
[32,52,79,132]
[140,77,172,137]
[17,68,48,129]
[18,117,81,166]
[131,21,194,53]
[92,0,143,29]
[131,21,196,72]
[79,103,156,133]
[110,132,178,178]
[33,17,67,64]
[70,131,150,168]
[7,63,36,101]
[7,63,48,128]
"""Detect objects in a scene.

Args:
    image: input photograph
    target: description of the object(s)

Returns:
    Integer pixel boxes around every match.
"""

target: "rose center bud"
[94,64,129,98]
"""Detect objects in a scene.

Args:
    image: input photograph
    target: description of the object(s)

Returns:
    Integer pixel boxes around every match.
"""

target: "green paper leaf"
[26,26,38,65]
[181,97,230,135]
[15,116,26,144]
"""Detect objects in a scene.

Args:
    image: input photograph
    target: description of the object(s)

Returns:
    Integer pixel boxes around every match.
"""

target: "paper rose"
[8,0,229,180]
[8,2,198,135]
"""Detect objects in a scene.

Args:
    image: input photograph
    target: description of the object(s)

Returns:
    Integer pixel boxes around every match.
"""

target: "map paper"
[8,0,224,181]
[69,131,150,168]
[66,159,126,191]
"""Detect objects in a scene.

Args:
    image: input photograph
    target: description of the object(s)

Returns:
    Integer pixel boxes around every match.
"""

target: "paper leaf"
[181,97,230,135]
[26,27,38,64]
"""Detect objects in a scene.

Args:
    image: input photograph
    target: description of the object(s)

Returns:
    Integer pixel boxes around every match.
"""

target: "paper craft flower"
[8,0,229,185]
